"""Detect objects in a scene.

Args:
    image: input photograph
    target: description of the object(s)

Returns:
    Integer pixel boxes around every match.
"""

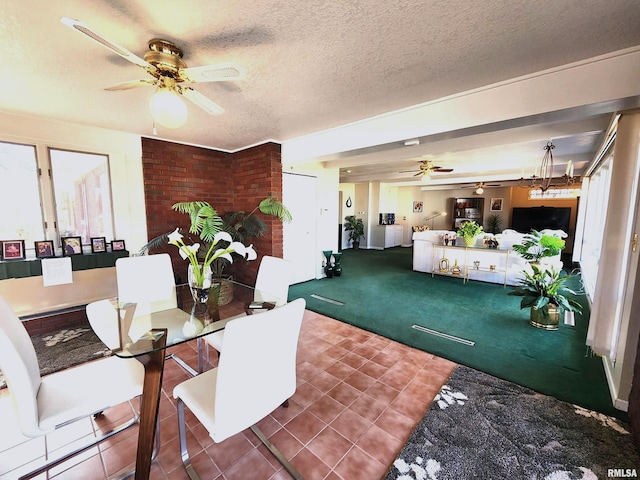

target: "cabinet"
[453,197,484,230]
[384,225,403,248]
[431,243,510,286]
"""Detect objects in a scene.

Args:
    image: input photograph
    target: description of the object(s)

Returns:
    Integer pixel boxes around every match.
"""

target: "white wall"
[0,112,147,252]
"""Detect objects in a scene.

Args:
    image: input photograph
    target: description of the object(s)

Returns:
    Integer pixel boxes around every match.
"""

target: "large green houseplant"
[457,220,484,247]
[512,230,565,263]
[508,264,583,330]
[344,215,365,249]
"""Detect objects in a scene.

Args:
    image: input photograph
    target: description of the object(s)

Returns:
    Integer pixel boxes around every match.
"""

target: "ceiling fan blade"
[179,86,225,115]
[433,168,454,172]
[180,63,244,83]
[60,17,152,69]
[104,79,157,91]
[413,172,422,176]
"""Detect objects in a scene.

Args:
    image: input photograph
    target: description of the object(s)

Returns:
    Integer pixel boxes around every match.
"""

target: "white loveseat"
[412,229,566,286]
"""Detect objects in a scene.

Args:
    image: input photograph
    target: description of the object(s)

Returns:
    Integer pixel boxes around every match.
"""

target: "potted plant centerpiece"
[512,230,565,265]
[140,197,290,305]
[508,264,583,330]
[344,215,365,249]
[457,220,484,247]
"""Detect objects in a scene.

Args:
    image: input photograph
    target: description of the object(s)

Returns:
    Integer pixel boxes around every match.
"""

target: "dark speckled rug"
[0,327,110,389]
[385,365,639,480]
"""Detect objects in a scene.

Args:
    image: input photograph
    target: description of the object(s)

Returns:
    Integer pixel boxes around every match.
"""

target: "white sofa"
[412,229,566,286]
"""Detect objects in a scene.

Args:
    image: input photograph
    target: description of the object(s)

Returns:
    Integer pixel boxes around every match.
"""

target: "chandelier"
[518,141,577,192]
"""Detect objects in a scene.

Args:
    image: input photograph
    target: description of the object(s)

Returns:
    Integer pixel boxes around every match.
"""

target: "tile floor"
[0,310,456,480]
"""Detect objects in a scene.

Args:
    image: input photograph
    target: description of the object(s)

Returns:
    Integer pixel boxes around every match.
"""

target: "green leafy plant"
[485,214,503,234]
[344,215,365,247]
[139,197,291,278]
[512,230,565,263]
[457,220,483,239]
[508,264,583,318]
[221,197,292,244]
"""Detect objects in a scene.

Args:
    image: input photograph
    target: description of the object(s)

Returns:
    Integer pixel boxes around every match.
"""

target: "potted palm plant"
[508,264,583,330]
[344,215,365,249]
[457,220,484,247]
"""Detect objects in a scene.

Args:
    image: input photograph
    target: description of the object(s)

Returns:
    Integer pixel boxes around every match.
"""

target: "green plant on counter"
[512,230,565,263]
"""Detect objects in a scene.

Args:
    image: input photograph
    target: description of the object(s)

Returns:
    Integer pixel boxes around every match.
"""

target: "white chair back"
[0,295,43,437]
[212,298,305,442]
[253,255,292,306]
[116,253,177,316]
[86,299,121,350]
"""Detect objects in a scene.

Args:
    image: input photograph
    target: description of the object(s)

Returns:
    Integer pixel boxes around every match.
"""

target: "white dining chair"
[173,298,306,480]
[114,253,202,375]
[0,294,146,480]
[202,255,292,364]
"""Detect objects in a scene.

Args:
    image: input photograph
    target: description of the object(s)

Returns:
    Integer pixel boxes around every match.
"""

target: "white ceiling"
[2,1,640,187]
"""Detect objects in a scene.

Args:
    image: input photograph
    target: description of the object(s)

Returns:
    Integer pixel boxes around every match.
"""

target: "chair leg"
[177,398,201,480]
[19,405,140,480]
[250,425,304,480]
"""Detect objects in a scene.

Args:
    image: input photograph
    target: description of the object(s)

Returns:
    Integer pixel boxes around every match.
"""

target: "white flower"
[213,231,233,244]
[167,227,183,245]
[245,244,257,261]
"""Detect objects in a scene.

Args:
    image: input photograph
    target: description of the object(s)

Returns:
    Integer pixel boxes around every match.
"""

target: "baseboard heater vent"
[310,294,344,306]
[412,325,475,346]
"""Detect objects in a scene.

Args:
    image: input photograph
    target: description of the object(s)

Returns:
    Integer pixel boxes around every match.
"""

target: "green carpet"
[289,247,624,420]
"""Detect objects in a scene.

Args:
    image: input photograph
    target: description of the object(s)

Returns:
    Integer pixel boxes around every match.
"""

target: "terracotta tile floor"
[0,310,456,480]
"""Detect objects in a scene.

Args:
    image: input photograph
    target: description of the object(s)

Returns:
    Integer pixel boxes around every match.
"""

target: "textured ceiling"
[1,1,640,186]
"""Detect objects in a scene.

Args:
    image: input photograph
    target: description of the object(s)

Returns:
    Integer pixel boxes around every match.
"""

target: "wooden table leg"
[134,329,167,480]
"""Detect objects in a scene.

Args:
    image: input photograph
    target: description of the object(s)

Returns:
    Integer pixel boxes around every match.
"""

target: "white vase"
[188,264,212,303]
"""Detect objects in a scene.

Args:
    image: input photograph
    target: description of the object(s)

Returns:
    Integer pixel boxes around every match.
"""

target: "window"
[50,149,114,245]
[0,142,44,244]
[579,153,613,297]
[0,141,114,256]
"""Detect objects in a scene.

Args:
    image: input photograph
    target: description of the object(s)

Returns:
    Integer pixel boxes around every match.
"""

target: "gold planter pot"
[529,305,560,330]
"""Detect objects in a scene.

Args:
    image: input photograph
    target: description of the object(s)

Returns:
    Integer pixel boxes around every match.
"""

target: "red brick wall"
[141,138,283,285]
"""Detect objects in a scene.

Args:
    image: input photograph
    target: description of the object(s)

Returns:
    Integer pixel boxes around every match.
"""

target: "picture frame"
[61,236,83,256]
[413,201,423,213]
[1,240,26,261]
[34,240,55,259]
[91,237,107,253]
[111,239,126,252]
[490,198,503,212]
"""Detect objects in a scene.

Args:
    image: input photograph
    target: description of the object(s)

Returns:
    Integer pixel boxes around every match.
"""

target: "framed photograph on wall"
[1,240,26,260]
[34,240,55,259]
[61,236,83,256]
[490,198,503,212]
[111,240,126,251]
[91,237,107,253]
[413,201,423,213]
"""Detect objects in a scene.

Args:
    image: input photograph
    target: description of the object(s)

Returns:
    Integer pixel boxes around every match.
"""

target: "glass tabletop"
[99,280,255,358]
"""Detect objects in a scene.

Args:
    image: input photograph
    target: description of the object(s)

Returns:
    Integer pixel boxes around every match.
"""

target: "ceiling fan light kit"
[149,87,188,129]
[60,16,242,130]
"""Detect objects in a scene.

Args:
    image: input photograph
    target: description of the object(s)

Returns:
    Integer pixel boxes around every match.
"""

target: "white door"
[283,172,317,284]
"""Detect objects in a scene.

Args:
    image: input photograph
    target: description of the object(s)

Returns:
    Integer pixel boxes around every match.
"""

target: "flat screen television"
[511,206,571,233]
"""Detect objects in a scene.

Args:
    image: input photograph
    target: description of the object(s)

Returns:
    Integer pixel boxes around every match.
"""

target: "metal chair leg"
[177,398,201,480]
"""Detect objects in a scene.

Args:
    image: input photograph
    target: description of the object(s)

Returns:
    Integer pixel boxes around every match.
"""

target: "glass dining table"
[93,280,255,480]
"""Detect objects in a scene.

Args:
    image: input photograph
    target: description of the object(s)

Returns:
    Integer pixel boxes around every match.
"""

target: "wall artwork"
[490,198,503,211]
[61,236,83,256]
[1,240,26,260]
[91,237,107,253]
[35,240,55,258]
[413,201,423,213]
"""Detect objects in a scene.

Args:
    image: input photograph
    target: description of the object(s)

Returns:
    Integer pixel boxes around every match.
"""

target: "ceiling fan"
[399,160,454,179]
[60,17,244,128]
[461,182,502,194]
